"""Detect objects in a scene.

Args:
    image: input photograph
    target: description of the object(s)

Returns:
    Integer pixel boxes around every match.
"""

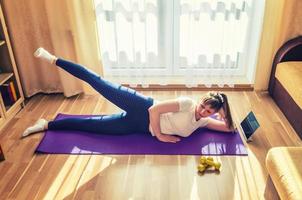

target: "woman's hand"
[155,133,181,143]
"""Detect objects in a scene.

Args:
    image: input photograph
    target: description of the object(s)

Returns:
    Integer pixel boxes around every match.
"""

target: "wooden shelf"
[0,72,13,85]
[0,3,24,130]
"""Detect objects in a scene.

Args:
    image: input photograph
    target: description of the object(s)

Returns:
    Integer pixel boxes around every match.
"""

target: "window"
[94,0,265,86]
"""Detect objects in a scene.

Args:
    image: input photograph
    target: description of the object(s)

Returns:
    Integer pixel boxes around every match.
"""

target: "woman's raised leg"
[34,48,153,113]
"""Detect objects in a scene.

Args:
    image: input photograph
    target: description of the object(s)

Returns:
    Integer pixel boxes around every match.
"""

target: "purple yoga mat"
[36,114,248,155]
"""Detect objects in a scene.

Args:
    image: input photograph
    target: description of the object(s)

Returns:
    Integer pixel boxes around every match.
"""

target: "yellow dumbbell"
[206,156,214,161]
[198,156,221,172]
[205,159,221,171]
[214,162,221,170]
[197,164,207,173]
[199,156,214,165]
[199,156,207,165]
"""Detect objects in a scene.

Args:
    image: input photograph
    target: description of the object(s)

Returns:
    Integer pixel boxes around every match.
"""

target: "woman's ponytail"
[220,93,234,130]
[202,91,235,131]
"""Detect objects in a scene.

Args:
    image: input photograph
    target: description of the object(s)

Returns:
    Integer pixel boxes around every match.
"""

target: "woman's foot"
[22,119,48,137]
[34,47,57,64]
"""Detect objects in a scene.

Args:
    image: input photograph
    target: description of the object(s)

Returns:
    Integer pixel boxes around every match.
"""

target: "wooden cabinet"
[0,3,24,130]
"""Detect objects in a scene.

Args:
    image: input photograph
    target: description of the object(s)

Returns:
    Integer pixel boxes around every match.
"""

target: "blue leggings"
[48,58,154,135]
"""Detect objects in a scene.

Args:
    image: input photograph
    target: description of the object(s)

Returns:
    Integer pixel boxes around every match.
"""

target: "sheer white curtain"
[94,0,264,87]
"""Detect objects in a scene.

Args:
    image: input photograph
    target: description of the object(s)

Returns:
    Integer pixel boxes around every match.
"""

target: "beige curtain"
[2,0,102,97]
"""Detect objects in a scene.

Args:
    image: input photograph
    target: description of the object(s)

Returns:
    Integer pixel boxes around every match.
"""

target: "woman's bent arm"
[205,118,234,132]
[148,100,181,143]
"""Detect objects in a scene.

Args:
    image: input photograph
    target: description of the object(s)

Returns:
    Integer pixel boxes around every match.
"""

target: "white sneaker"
[34,47,57,64]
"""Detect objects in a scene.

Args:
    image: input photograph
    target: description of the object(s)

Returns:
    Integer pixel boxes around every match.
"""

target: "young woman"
[22,48,235,143]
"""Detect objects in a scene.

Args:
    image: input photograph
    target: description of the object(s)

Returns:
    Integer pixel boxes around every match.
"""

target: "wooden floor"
[0,91,301,200]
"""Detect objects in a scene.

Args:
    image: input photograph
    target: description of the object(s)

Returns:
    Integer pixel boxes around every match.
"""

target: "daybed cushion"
[275,62,302,109]
[266,147,302,200]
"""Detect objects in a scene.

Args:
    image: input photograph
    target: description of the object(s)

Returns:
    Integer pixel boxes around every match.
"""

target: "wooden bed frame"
[268,36,302,140]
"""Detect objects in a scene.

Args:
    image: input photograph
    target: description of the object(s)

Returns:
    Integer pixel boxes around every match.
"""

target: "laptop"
[239,111,260,142]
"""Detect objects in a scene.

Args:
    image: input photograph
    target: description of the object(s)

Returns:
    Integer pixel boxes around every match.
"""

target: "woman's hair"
[201,91,234,130]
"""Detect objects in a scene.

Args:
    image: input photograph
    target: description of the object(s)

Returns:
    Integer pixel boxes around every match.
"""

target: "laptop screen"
[240,111,260,139]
